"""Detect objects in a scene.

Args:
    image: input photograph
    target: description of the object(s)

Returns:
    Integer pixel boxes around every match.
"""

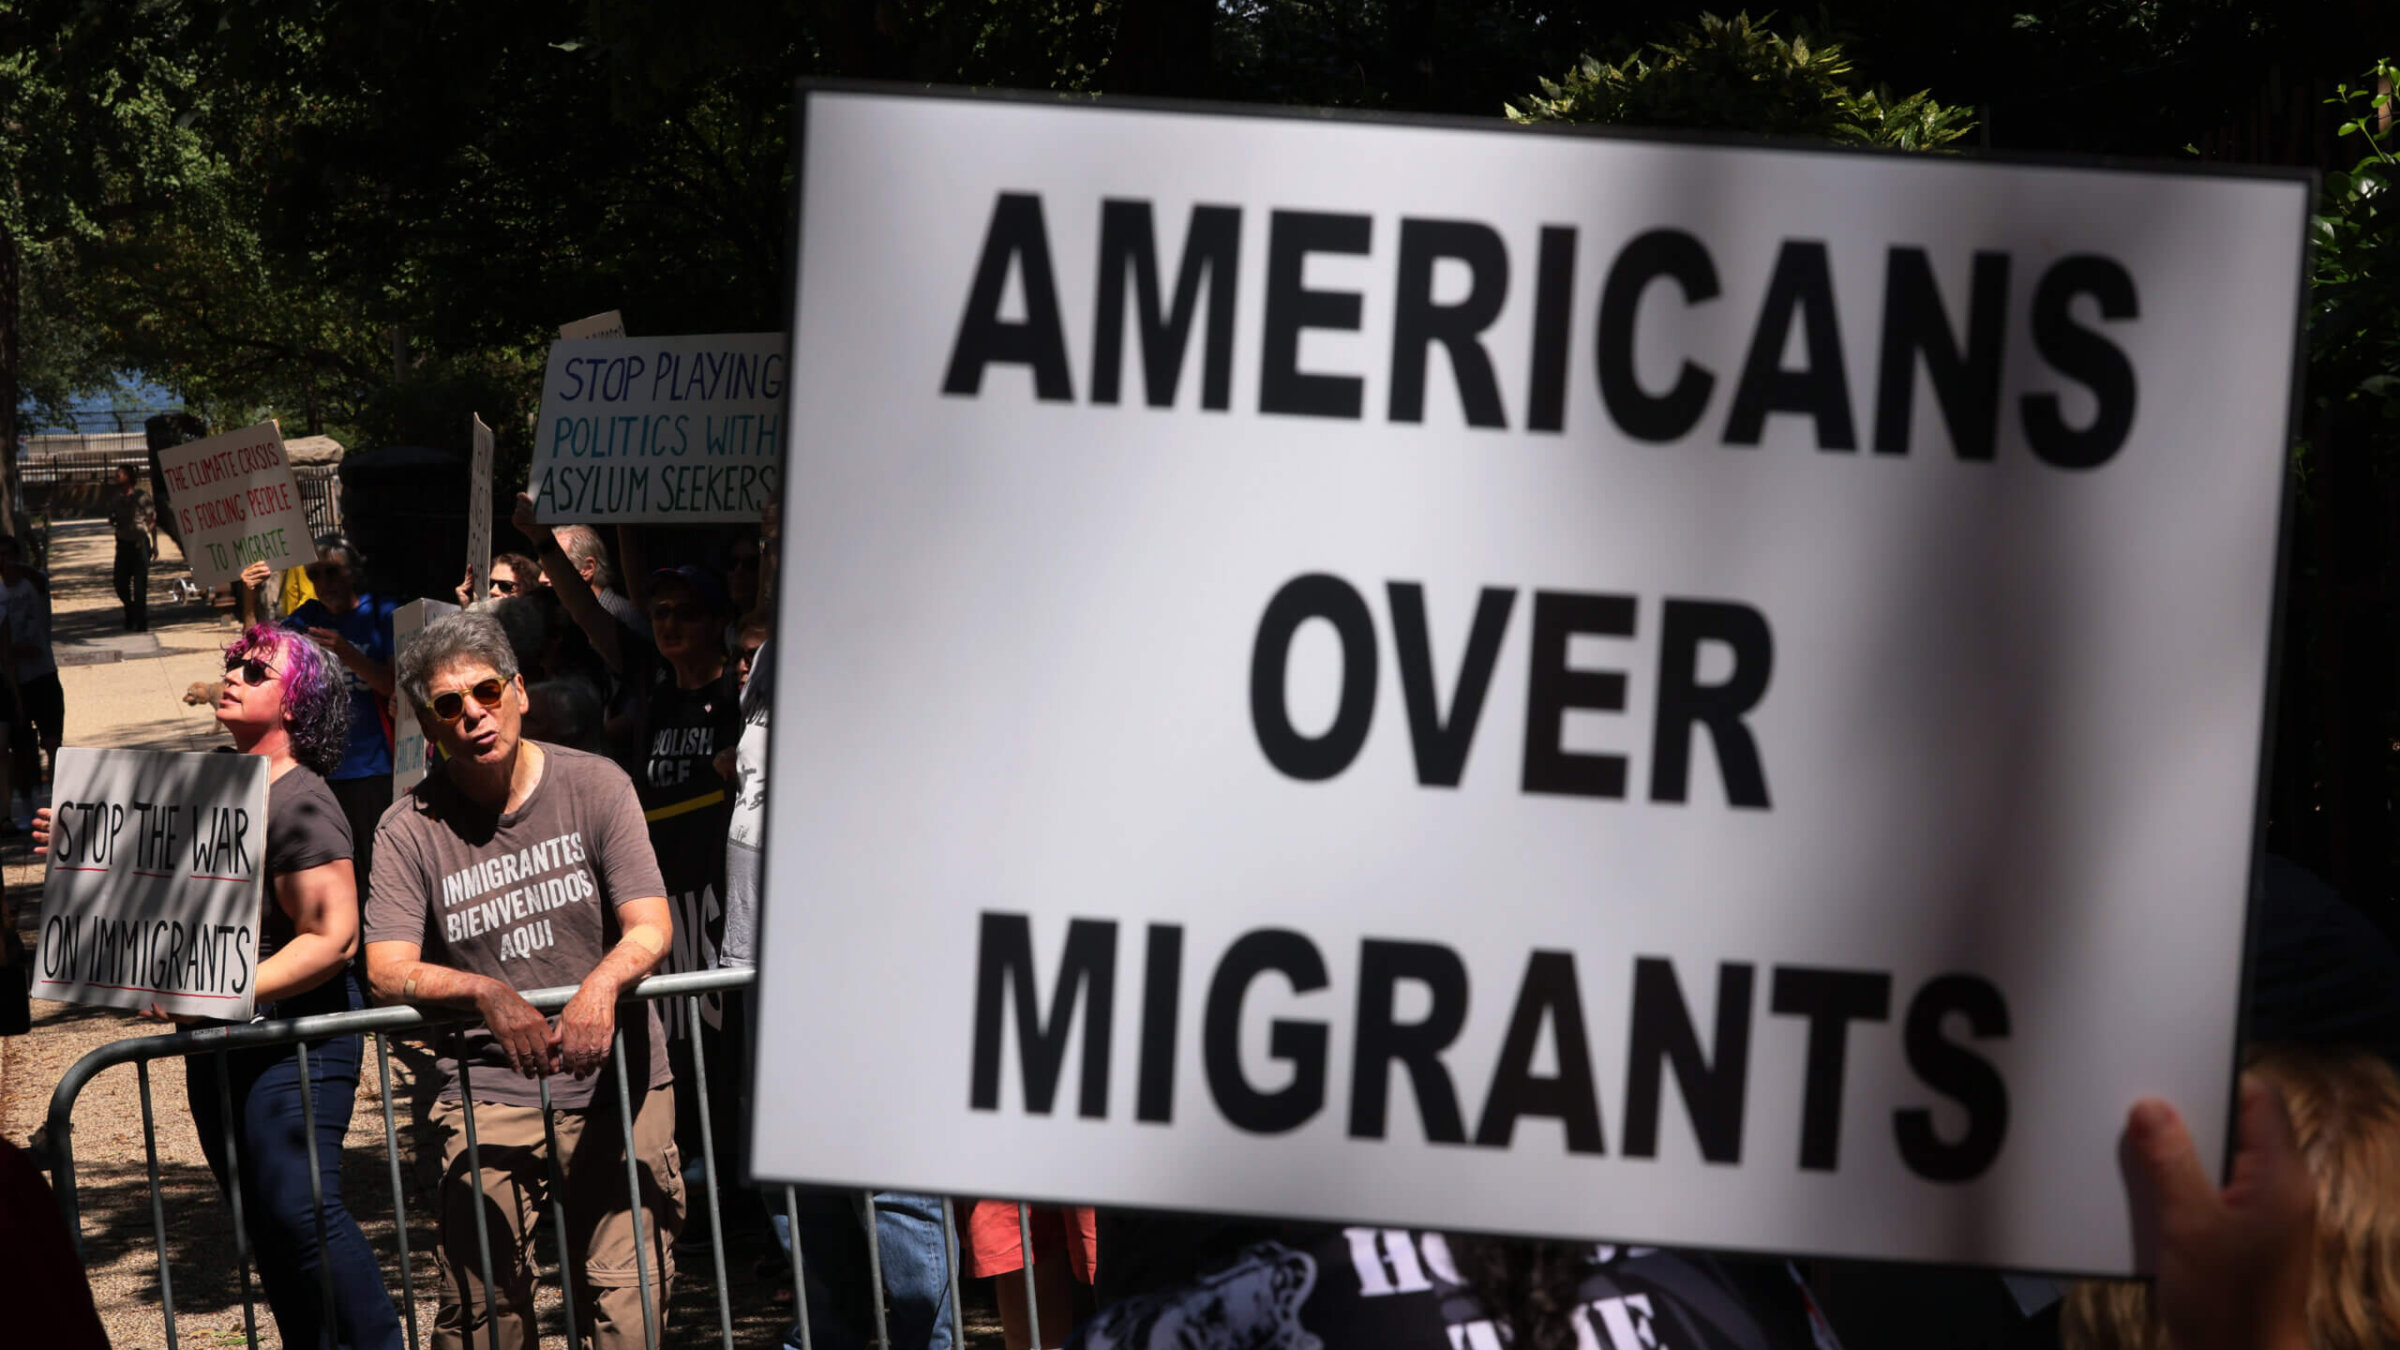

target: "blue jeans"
[776,1191,955,1350]
[188,1030,405,1350]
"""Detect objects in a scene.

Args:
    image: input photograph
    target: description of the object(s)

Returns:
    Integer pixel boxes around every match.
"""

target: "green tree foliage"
[1504,11,1974,149]
[2,0,389,438]
[2311,62,2400,441]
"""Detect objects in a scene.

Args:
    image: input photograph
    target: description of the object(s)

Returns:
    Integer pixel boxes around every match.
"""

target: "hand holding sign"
[2122,1081,2315,1350]
[511,491,545,548]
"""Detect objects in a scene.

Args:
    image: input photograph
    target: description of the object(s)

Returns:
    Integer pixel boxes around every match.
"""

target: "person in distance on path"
[104,463,156,632]
[362,610,684,1350]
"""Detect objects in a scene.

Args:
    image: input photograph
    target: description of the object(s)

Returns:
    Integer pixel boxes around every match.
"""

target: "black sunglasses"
[425,677,508,722]
[490,578,519,595]
[223,654,277,686]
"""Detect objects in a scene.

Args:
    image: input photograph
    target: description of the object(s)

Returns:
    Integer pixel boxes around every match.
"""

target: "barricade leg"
[686,994,735,1349]
[136,1061,181,1350]
[536,1076,583,1350]
[212,1049,265,1350]
[864,1192,892,1350]
[941,1197,965,1350]
[453,1053,505,1350]
[375,1034,423,1350]
[1018,1202,1041,1350]
[295,1038,338,1350]
[611,1028,663,1350]
[785,1186,814,1350]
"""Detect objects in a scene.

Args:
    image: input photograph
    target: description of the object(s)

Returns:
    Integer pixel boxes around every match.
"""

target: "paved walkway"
[44,518,253,752]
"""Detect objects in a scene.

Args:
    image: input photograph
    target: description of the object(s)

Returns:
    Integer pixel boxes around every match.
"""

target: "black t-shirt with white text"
[1071,1227,1838,1350]
[618,622,743,1035]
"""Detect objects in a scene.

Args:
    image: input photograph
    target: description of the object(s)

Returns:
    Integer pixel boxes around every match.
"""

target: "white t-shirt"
[728,639,771,850]
[720,639,772,968]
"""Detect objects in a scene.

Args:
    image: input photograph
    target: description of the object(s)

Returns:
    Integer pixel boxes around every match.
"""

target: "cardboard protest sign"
[392,598,460,798]
[32,748,270,1019]
[528,332,785,523]
[559,310,627,340]
[156,421,310,589]
[467,414,494,595]
[749,90,2313,1276]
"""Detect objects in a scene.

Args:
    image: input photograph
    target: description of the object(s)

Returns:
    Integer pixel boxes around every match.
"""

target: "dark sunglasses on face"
[426,677,509,722]
[490,578,519,595]
[305,563,346,581]
[223,654,277,686]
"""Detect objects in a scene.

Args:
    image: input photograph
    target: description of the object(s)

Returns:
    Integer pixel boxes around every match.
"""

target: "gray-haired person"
[551,524,650,639]
[362,611,684,1350]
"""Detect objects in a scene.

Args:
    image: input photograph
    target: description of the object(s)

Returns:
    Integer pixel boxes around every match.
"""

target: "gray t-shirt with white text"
[366,742,672,1108]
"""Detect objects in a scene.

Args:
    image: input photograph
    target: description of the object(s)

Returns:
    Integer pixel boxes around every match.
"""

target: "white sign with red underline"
[33,748,270,1020]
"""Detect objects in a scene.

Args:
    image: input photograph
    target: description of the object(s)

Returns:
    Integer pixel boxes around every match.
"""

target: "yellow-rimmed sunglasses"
[425,677,508,722]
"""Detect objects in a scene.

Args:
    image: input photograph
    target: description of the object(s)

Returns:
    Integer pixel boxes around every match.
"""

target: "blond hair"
[2063,1046,2400,1350]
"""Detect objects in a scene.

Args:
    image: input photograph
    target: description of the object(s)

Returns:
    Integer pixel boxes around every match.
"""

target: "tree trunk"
[0,228,23,542]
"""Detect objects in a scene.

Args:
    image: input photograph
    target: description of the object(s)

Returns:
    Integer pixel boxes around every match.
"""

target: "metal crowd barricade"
[39,966,990,1350]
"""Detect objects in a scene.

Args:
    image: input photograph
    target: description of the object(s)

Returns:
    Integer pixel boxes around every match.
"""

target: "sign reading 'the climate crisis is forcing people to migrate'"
[33,748,270,1021]
[156,421,312,590]
[748,90,2312,1277]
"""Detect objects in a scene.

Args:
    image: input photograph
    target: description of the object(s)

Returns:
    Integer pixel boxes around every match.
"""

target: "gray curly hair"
[397,611,521,710]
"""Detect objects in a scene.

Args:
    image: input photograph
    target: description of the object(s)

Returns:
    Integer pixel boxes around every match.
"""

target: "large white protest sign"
[528,332,785,522]
[750,90,2311,1276]
[467,414,494,595]
[33,748,270,1020]
[156,422,311,589]
[391,598,460,798]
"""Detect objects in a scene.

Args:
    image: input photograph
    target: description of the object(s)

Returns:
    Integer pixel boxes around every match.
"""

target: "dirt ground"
[0,520,1007,1349]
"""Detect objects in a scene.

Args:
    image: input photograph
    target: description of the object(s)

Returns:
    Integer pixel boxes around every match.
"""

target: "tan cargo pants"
[428,1085,684,1350]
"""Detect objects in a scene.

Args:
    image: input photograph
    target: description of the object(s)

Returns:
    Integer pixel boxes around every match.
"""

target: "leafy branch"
[1504,11,1975,151]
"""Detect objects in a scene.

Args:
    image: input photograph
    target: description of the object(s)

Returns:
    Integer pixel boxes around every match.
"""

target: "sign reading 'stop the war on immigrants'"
[529,332,786,523]
[749,89,2312,1276]
[33,748,270,1020]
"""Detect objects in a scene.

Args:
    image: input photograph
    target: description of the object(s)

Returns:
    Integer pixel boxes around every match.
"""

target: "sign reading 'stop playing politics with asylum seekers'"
[748,89,2312,1277]
[529,332,785,522]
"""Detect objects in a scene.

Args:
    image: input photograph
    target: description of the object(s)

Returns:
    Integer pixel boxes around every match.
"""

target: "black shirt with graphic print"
[616,620,743,1032]
[1070,1225,1836,1350]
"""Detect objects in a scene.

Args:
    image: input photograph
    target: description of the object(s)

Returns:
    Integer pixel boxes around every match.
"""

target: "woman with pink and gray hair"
[40,625,403,1349]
